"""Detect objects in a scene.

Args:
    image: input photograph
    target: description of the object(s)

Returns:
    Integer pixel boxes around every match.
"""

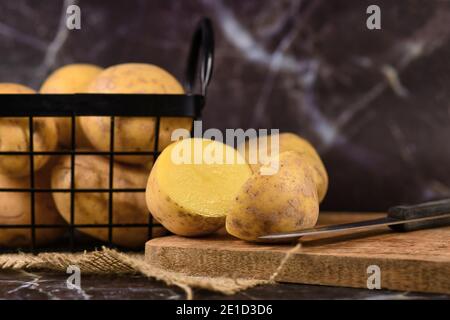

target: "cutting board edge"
[145,239,450,295]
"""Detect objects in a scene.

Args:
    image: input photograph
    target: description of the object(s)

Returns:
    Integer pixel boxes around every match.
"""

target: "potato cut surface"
[156,138,252,218]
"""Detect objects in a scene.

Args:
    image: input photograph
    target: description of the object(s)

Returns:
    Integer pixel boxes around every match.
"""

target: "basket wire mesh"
[0,18,214,253]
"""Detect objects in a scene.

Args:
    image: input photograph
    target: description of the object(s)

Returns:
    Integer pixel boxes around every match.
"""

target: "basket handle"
[185,17,215,97]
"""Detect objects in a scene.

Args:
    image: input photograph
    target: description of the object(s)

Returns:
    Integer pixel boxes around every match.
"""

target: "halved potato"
[146,138,253,236]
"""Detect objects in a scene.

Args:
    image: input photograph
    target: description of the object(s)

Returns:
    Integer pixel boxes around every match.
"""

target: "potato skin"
[40,64,103,148]
[0,83,58,177]
[244,132,328,202]
[226,151,319,242]
[80,63,192,165]
[0,162,65,247]
[40,64,103,93]
[51,155,166,247]
[146,158,225,237]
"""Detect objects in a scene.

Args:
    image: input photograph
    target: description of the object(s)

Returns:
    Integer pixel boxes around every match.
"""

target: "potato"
[80,63,192,165]
[0,161,65,247]
[146,138,253,236]
[51,154,166,247]
[242,132,328,202]
[226,151,320,242]
[40,64,103,94]
[0,83,58,177]
[40,64,103,148]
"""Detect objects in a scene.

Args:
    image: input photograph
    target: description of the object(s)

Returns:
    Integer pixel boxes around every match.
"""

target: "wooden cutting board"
[145,212,450,294]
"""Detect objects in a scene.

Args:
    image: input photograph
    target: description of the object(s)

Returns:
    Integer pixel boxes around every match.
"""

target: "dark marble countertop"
[0,270,448,300]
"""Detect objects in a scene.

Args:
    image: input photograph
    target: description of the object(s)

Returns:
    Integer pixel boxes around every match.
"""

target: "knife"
[258,199,450,242]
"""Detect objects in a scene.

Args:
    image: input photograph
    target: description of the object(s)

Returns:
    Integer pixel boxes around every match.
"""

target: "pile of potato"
[0,63,191,248]
[0,83,63,247]
[0,62,328,248]
[146,133,328,242]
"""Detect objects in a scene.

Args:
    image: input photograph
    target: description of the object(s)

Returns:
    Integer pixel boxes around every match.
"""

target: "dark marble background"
[0,0,449,211]
[1,270,447,300]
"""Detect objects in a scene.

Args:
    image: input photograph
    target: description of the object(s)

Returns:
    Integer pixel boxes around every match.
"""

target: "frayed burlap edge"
[0,243,302,299]
[0,247,272,299]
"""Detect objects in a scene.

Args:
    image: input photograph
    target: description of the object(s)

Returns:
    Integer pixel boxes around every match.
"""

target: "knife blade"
[258,199,450,242]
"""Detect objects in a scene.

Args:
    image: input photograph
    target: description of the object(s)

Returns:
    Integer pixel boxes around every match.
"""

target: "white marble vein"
[205,0,313,74]
[336,8,450,136]
[33,0,77,86]
[0,21,48,51]
[206,0,340,149]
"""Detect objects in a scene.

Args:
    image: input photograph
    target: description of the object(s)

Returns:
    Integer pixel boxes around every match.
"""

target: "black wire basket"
[0,18,214,253]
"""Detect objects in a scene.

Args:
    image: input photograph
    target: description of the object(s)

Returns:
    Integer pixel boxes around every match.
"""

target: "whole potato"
[146,138,253,236]
[40,64,103,148]
[0,83,58,177]
[242,132,328,202]
[226,151,319,242]
[80,63,192,165]
[51,154,167,247]
[0,161,65,247]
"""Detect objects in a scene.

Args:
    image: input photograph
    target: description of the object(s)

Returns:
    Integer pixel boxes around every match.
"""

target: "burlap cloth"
[0,245,302,299]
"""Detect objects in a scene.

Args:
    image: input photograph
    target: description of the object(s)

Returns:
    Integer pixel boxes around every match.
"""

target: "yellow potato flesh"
[158,139,252,218]
[146,138,252,236]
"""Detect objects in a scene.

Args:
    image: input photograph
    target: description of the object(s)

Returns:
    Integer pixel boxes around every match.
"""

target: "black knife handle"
[388,198,450,232]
